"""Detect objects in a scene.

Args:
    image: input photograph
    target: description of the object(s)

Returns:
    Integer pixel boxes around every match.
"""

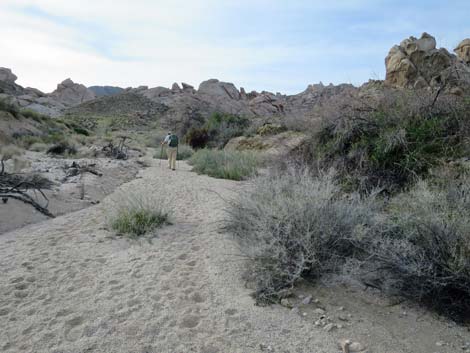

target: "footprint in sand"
[225,308,238,316]
[179,315,201,329]
[10,276,24,284]
[177,253,188,260]
[64,316,85,342]
[190,292,206,303]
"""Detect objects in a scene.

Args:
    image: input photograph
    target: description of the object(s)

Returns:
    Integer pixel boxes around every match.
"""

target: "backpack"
[168,134,179,147]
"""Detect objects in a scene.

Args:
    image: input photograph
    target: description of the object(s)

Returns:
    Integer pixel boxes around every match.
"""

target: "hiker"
[161,132,179,170]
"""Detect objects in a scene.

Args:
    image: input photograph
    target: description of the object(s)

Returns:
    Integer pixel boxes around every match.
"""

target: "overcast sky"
[1,0,469,94]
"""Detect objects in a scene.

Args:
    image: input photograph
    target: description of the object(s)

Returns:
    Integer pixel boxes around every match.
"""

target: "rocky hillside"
[0,70,96,117]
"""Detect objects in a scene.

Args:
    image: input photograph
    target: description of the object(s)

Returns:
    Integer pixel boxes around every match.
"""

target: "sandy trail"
[0,162,468,353]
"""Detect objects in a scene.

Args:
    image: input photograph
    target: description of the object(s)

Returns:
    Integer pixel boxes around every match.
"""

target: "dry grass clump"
[189,149,259,181]
[106,191,172,238]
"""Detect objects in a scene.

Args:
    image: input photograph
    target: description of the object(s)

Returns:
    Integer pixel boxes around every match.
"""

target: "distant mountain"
[88,86,124,97]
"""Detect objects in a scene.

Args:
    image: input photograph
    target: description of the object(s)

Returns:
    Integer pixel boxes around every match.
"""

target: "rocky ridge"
[385,32,470,91]
[0,72,96,117]
[1,33,469,125]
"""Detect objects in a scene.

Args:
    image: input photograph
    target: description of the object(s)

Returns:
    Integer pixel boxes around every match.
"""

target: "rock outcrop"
[49,78,96,106]
[385,33,470,89]
[455,39,470,64]
[0,69,100,116]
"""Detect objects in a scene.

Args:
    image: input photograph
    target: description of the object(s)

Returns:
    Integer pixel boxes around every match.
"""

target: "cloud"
[0,0,468,94]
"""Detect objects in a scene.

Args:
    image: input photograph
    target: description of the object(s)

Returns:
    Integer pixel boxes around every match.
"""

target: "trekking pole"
[159,144,163,168]
[177,145,179,169]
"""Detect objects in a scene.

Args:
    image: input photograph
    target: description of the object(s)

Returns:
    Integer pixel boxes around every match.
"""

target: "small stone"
[337,306,345,311]
[324,323,336,332]
[302,312,307,317]
[338,315,349,321]
[313,308,326,315]
[435,341,446,347]
[290,307,299,314]
[302,295,312,305]
[280,299,292,308]
[259,343,274,352]
[349,341,366,352]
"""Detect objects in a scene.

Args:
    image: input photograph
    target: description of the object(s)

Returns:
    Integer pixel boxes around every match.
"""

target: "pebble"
[435,341,446,347]
[313,308,326,315]
[280,299,292,308]
[259,343,274,352]
[301,295,312,305]
[338,339,367,353]
[324,323,336,332]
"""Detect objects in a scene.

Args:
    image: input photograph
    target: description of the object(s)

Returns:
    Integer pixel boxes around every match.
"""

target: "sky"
[0,0,469,94]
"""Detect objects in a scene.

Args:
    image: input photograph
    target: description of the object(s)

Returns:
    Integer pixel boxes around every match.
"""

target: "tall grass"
[106,191,171,238]
[189,149,259,180]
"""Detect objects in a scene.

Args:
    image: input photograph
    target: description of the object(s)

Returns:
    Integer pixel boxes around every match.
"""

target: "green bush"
[308,91,470,192]
[185,112,250,149]
[47,141,77,155]
[0,98,19,117]
[20,109,48,121]
[189,149,259,180]
[185,127,209,149]
[108,192,171,238]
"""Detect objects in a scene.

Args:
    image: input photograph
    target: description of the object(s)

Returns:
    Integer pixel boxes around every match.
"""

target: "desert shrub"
[189,149,259,180]
[228,164,470,321]
[29,142,49,152]
[257,123,287,136]
[305,90,470,192]
[185,113,250,149]
[227,168,377,303]
[73,126,90,136]
[0,98,19,117]
[107,192,171,237]
[20,109,47,121]
[185,127,209,149]
[353,178,470,322]
[206,113,250,148]
[47,141,77,156]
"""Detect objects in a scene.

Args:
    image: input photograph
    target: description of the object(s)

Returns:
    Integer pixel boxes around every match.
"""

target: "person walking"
[161,131,179,171]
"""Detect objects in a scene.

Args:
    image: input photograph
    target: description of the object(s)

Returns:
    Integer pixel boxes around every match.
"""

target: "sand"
[0,161,469,353]
[0,151,139,234]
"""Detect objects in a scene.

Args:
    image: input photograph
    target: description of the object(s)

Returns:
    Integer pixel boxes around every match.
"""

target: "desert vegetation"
[189,149,259,181]
[107,192,172,238]
[226,87,470,323]
[227,165,470,322]
[185,112,250,149]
